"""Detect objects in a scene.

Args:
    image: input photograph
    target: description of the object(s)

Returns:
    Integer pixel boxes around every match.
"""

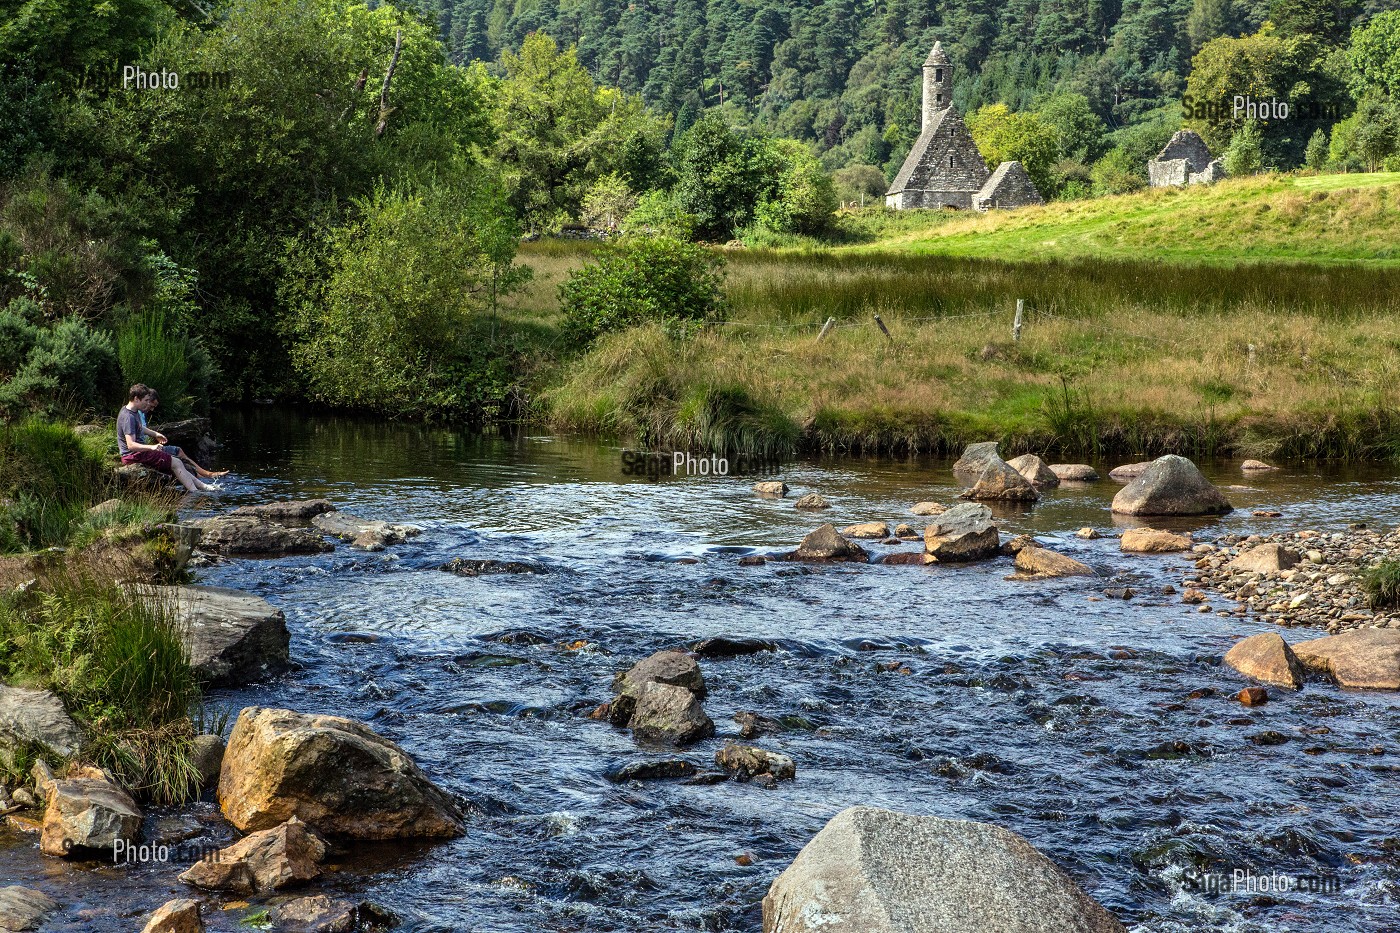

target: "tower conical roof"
[925,41,950,66]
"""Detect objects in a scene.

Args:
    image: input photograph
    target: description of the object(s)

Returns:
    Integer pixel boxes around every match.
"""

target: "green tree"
[490,32,669,232]
[670,113,783,240]
[1223,119,1264,174]
[833,164,888,206]
[1089,147,1147,195]
[966,103,1060,197]
[753,138,837,234]
[286,180,528,417]
[1032,92,1108,161]
[559,236,726,343]
[1304,127,1329,168]
[1348,11,1400,100]
[1268,0,1359,45]
[1184,31,1297,152]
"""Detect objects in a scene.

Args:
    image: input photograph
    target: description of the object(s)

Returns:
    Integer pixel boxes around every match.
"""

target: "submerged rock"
[1292,628,1400,690]
[922,504,999,563]
[270,895,357,933]
[41,773,143,856]
[761,806,1126,933]
[312,511,421,549]
[0,886,59,932]
[440,558,548,576]
[1050,464,1099,482]
[1240,460,1278,472]
[1223,633,1304,690]
[789,525,868,562]
[960,457,1040,502]
[952,441,1001,476]
[191,515,332,557]
[689,637,777,658]
[1119,528,1192,553]
[909,501,947,516]
[180,817,325,894]
[1110,456,1232,516]
[606,758,698,782]
[0,686,83,764]
[1006,454,1059,487]
[135,585,290,687]
[715,742,795,782]
[219,706,464,840]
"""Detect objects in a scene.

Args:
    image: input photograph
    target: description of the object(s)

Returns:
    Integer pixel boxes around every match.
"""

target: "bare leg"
[170,458,206,493]
[178,451,227,478]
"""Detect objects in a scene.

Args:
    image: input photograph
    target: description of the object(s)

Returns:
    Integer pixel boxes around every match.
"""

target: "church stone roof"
[925,41,950,66]
[974,160,1043,210]
[1152,130,1214,173]
[886,106,987,197]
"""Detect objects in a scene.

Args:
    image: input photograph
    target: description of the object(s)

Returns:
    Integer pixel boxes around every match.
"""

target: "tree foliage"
[560,237,726,343]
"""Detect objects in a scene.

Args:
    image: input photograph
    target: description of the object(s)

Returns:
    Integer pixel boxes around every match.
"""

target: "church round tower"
[922,41,952,130]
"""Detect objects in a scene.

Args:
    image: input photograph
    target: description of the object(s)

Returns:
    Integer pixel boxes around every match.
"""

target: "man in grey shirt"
[118,384,211,493]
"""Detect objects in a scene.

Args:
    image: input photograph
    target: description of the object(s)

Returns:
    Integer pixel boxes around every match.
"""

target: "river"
[4,408,1399,932]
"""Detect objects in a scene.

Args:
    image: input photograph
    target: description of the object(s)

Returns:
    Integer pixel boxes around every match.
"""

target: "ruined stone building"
[1148,130,1226,187]
[885,42,1043,211]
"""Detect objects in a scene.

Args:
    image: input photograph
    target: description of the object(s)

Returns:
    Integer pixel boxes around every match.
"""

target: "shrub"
[0,571,202,801]
[621,190,698,239]
[1090,148,1146,195]
[0,306,121,419]
[1224,121,1264,176]
[1362,560,1400,608]
[0,418,111,551]
[560,237,727,343]
[754,139,838,235]
[116,311,211,419]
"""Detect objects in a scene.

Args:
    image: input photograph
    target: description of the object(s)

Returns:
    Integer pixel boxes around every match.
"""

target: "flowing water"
[5,408,1400,932]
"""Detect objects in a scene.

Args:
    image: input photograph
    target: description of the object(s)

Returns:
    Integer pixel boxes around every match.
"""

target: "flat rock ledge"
[761,806,1126,933]
[0,686,84,763]
[133,585,290,687]
[0,886,60,933]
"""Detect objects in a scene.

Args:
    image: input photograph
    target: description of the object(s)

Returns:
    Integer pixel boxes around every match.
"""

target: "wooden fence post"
[817,317,836,341]
[873,314,893,342]
[1013,299,1024,344]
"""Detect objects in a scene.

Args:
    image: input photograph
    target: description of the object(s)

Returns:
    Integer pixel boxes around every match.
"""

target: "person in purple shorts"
[117,384,213,493]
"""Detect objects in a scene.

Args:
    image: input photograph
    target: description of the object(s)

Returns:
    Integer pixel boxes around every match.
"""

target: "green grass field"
[846,173,1400,265]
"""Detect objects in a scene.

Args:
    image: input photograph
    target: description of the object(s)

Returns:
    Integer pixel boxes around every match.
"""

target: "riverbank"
[512,243,1400,460]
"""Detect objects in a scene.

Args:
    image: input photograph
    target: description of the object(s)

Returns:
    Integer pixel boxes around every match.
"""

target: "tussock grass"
[1362,561,1400,609]
[0,570,203,802]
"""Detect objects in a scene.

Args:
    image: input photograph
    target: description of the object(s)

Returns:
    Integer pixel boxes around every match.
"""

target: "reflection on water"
[4,408,1399,932]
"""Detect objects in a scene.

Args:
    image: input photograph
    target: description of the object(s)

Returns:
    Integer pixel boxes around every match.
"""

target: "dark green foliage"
[560,237,727,343]
[116,311,211,420]
[0,302,121,419]
[671,114,785,240]
[1361,559,1400,608]
[0,571,202,802]
[0,419,110,551]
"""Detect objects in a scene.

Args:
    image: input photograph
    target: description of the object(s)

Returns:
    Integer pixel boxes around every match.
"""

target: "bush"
[0,305,121,419]
[0,571,202,801]
[0,418,111,551]
[1090,148,1146,195]
[621,190,698,239]
[116,311,211,419]
[1224,121,1264,176]
[1362,560,1400,608]
[560,237,727,343]
[754,139,838,235]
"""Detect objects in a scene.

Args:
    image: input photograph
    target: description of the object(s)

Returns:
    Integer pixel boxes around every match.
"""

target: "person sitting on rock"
[139,387,228,481]
[117,384,215,493]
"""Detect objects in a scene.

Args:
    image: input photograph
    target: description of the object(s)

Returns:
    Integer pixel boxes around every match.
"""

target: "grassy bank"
[517,240,1400,459]
[849,173,1400,265]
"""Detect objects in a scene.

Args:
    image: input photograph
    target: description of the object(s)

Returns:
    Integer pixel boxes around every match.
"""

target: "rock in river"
[1110,456,1232,516]
[135,585,290,687]
[1292,628,1400,690]
[922,503,999,563]
[218,706,464,840]
[793,493,830,510]
[1223,632,1304,689]
[1227,543,1300,574]
[0,685,83,764]
[1050,464,1098,482]
[909,501,947,516]
[180,817,326,894]
[753,481,789,496]
[0,886,59,932]
[41,771,143,856]
[311,511,420,549]
[140,899,203,933]
[1012,546,1093,579]
[952,441,1001,476]
[789,525,868,562]
[1006,454,1059,487]
[191,515,332,557]
[1107,461,1152,481]
[715,742,795,782]
[840,521,890,539]
[959,456,1039,502]
[1119,528,1192,553]
[629,682,715,746]
[761,806,1126,933]
[228,499,335,524]
[614,650,707,701]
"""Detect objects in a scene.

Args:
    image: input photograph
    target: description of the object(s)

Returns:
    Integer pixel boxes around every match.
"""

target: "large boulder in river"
[1119,528,1192,553]
[40,773,143,856]
[136,585,290,687]
[191,515,332,557]
[0,886,60,932]
[628,682,715,746]
[614,650,707,701]
[761,806,1126,933]
[1224,633,1304,689]
[1228,543,1299,575]
[218,706,464,840]
[1007,454,1059,487]
[228,500,335,524]
[1291,628,1400,690]
[0,686,83,764]
[140,899,203,933]
[952,441,1001,476]
[922,504,999,563]
[180,817,325,894]
[1110,456,1232,516]
[790,525,869,562]
[1012,546,1093,579]
[960,457,1040,502]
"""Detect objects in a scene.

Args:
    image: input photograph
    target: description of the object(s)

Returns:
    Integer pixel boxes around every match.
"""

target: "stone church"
[885,42,1043,211]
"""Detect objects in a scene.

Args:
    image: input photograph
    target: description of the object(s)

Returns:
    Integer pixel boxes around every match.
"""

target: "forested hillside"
[419,0,1396,176]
